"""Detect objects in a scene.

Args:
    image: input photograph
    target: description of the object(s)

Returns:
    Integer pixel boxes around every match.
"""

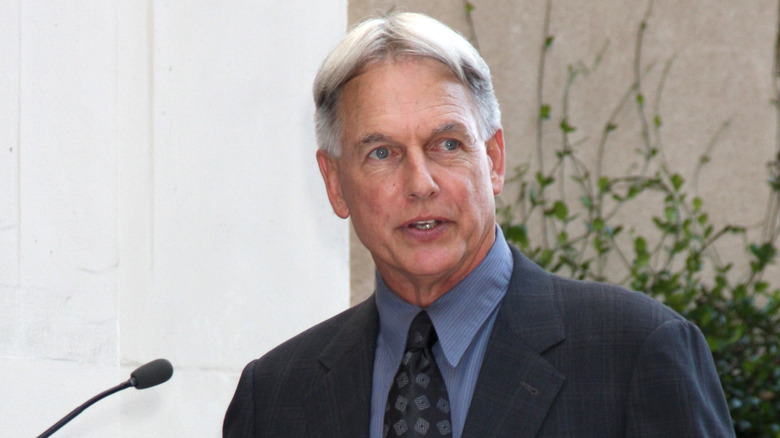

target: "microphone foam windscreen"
[131,358,174,389]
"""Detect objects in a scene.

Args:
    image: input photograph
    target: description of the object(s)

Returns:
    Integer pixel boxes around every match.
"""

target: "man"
[224,12,734,437]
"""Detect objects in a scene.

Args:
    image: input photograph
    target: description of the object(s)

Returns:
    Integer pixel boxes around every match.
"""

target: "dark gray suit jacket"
[223,246,734,437]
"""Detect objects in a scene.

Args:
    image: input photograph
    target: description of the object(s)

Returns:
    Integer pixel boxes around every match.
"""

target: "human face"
[317,57,505,305]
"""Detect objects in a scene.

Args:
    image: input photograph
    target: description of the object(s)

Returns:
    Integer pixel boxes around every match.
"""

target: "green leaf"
[654,115,662,127]
[636,252,650,267]
[540,104,551,120]
[686,255,701,272]
[681,218,692,236]
[594,235,609,253]
[580,195,593,209]
[539,249,554,267]
[529,186,541,206]
[635,237,648,252]
[598,177,611,193]
[551,201,568,221]
[636,93,645,107]
[545,36,555,48]
[535,172,554,188]
[591,218,606,232]
[504,224,529,248]
[560,119,576,133]
[465,2,475,13]
[671,173,685,191]
[665,206,678,223]
[672,240,688,254]
[749,243,777,269]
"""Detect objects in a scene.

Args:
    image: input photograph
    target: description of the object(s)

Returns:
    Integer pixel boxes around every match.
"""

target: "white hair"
[313,12,502,157]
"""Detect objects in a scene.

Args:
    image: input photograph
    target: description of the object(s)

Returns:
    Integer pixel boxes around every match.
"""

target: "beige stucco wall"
[346,0,779,304]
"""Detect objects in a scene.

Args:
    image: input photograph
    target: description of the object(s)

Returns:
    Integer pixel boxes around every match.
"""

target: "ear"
[316,149,350,219]
[485,128,506,196]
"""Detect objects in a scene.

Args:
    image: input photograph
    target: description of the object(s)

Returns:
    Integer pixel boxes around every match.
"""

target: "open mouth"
[410,220,440,230]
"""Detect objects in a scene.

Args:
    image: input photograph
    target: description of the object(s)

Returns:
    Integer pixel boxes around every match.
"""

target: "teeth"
[413,220,438,230]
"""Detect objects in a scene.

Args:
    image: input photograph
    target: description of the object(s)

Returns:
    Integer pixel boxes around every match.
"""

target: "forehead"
[337,57,479,143]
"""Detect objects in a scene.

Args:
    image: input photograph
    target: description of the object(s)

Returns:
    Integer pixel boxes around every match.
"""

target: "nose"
[404,151,439,200]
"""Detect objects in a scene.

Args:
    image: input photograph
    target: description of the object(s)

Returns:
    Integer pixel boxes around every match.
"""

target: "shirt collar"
[375,225,513,368]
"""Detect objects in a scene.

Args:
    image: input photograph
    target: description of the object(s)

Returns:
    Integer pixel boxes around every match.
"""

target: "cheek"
[346,180,398,221]
[456,169,496,214]
[450,165,488,195]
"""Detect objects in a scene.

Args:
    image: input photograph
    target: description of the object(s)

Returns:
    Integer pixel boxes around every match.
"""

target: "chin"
[404,254,461,277]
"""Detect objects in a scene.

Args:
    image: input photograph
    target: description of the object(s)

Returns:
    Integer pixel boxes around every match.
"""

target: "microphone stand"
[36,378,134,438]
[35,359,171,437]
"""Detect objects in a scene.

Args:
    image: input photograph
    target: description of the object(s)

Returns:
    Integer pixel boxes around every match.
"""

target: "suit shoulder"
[507,244,682,333]
[549,273,684,332]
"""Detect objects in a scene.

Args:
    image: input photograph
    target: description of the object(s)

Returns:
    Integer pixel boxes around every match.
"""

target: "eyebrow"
[432,122,476,144]
[432,122,461,136]
[357,132,392,146]
[353,121,475,149]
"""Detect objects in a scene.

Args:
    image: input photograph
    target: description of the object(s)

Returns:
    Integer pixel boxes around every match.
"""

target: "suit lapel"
[304,297,379,438]
[462,247,566,438]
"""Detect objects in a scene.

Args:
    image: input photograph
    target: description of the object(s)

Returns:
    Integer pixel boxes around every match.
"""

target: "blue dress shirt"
[369,226,513,438]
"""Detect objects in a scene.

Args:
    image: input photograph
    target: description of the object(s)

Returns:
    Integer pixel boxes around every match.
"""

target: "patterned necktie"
[384,311,452,437]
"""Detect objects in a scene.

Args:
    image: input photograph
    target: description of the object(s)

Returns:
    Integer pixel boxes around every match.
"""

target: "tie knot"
[406,311,437,350]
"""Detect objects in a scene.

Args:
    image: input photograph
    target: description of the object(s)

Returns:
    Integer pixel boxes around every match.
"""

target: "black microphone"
[130,358,174,389]
[37,358,173,438]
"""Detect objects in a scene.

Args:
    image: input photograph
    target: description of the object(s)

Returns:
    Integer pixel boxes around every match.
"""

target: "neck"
[388,278,457,308]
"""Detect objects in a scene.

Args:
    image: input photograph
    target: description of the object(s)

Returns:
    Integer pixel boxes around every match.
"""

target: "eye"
[441,139,460,151]
[368,146,390,160]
